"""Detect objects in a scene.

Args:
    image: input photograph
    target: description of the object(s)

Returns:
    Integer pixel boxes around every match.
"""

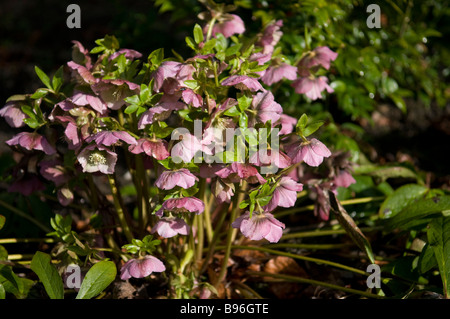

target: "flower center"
[88,151,107,165]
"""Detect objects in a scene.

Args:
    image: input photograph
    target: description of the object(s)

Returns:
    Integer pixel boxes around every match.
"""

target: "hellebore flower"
[286,137,331,167]
[120,256,166,280]
[221,75,263,92]
[261,63,297,86]
[249,149,291,170]
[209,14,246,38]
[86,130,137,146]
[151,217,190,238]
[156,197,205,216]
[215,162,266,184]
[71,40,92,69]
[250,90,283,125]
[276,114,298,136]
[211,179,235,204]
[70,91,108,114]
[137,94,185,129]
[264,177,303,211]
[0,101,26,128]
[8,173,45,196]
[333,170,356,188]
[91,79,140,110]
[128,138,169,160]
[57,187,74,207]
[109,48,142,61]
[292,76,334,101]
[77,144,117,174]
[39,160,69,187]
[67,61,96,85]
[6,132,56,155]
[155,168,198,190]
[170,132,212,164]
[298,46,338,71]
[182,89,203,108]
[232,211,285,243]
[257,20,283,55]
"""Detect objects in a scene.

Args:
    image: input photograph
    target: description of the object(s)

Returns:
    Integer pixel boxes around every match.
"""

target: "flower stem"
[0,199,51,233]
[107,174,133,243]
[205,17,217,42]
[215,181,247,286]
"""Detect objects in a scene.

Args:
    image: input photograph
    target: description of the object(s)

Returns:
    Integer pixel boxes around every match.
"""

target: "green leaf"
[390,94,406,113]
[31,88,49,99]
[184,80,198,90]
[76,260,117,299]
[296,114,308,131]
[52,66,64,93]
[237,95,252,112]
[185,36,197,51]
[303,121,324,137]
[0,283,5,299]
[328,191,375,263]
[34,66,52,90]
[30,251,64,299]
[427,217,450,298]
[387,195,450,230]
[0,215,5,230]
[193,24,204,44]
[379,184,428,218]
[418,243,437,274]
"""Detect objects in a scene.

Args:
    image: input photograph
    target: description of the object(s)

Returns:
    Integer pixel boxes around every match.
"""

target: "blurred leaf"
[30,251,64,299]
[328,191,375,263]
[76,260,116,299]
[193,24,204,44]
[379,184,429,218]
[0,215,5,230]
[427,217,450,298]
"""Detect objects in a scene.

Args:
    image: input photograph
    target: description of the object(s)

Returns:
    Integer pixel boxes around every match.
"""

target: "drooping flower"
[249,149,291,170]
[70,91,108,114]
[109,48,142,61]
[77,144,117,174]
[71,40,92,69]
[67,61,97,85]
[8,172,45,196]
[286,137,331,167]
[250,90,283,125]
[170,132,211,164]
[261,63,297,86]
[257,20,283,55]
[264,177,303,211]
[137,93,185,129]
[182,89,203,108]
[232,211,285,243]
[39,160,69,187]
[298,46,338,71]
[156,197,205,216]
[6,132,56,155]
[209,14,246,38]
[57,187,74,207]
[151,217,190,238]
[91,79,140,110]
[86,130,137,146]
[0,101,26,128]
[128,138,169,160]
[155,168,198,190]
[291,75,334,100]
[276,114,298,135]
[333,170,356,188]
[221,75,263,92]
[215,162,266,184]
[120,256,166,280]
[211,179,235,203]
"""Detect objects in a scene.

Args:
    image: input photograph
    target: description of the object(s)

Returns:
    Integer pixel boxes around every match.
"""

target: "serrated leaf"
[328,191,375,263]
[30,252,64,299]
[427,217,450,298]
[76,260,116,299]
[34,66,52,90]
[379,184,428,218]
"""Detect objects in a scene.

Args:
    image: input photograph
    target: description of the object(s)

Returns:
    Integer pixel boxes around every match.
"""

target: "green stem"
[195,178,207,266]
[215,181,247,286]
[205,17,217,42]
[282,226,383,240]
[0,199,51,233]
[265,242,353,250]
[0,238,55,244]
[107,174,133,243]
[248,271,383,299]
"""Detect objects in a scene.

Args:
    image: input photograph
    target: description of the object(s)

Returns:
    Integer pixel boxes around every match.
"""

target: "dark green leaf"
[427,217,450,298]
[379,184,428,218]
[418,243,437,274]
[52,66,64,93]
[30,251,64,299]
[0,215,4,230]
[34,66,52,90]
[76,260,117,299]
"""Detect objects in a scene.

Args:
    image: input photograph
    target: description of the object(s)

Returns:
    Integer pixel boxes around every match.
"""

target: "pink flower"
[57,187,74,207]
[39,160,69,187]
[215,162,266,184]
[264,177,303,211]
[77,144,117,174]
[137,94,185,129]
[120,256,166,280]
[8,173,45,196]
[128,138,169,160]
[210,14,245,38]
[71,40,92,69]
[232,211,285,243]
[221,75,263,92]
[91,79,140,110]
[155,168,198,190]
[151,217,190,238]
[261,63,297,86]
[211,179,235,203]
[257,20,283,55]
[292,76,334,100]
[0,101,26,128]
[6,132,56,155]
[299,46,338,71]
[156,197,205,216]
[333,170,356,188]
[250,90,282,125]
[70,91,108,114]
[67,61,96,84]
[276,114,298,135]
[249,149,291,170]
[170,132,208,163]
[86,130,137,146]
[109,48,142,61]
[286,138,331,167]
[182,89,203,108]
